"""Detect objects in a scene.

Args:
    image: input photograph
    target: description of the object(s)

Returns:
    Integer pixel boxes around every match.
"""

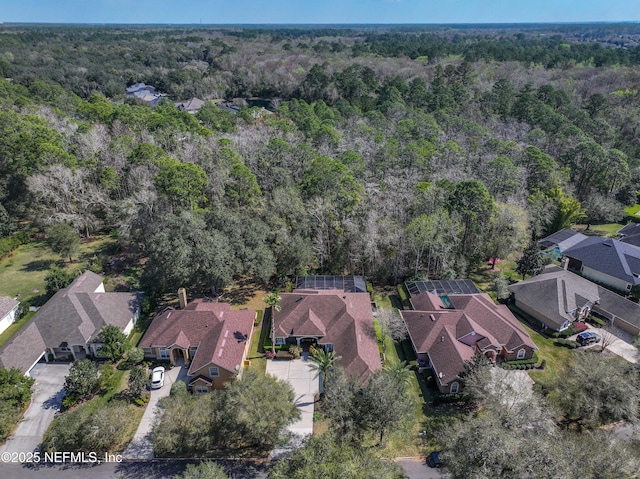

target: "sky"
[2,0,640,25]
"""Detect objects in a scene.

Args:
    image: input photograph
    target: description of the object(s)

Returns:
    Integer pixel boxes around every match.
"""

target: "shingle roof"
[508,265,599,330]
[0,296,19,319]
[538,229,588,252]
[32,273,139,347]
[139,300,255,375]
[564,237,640,286]
[175,97,205,112]
[0,271,140,374]
[511,265,640,331]
[0,322,46,373]
[275,290,380,382]
[618,222,640,249]
[402,292,537,387]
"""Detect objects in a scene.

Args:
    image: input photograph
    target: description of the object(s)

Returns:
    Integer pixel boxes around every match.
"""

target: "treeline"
[0,25,639,295]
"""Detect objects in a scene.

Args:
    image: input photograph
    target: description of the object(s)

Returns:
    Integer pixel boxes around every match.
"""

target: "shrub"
[573,321,588,333]
[0,231,29,259]
[254,309,263,326]
[170,381,187,397]
[396,284,409,303]
[554,339,580,349]
[289,346,302,359]
[540,359,547,370]
[587,315,606,327]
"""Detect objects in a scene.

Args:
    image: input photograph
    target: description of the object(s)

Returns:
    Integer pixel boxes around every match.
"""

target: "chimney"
[178,288,187,309]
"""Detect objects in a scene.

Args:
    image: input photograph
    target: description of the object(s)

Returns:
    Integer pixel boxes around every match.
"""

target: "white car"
[151,366,165,389]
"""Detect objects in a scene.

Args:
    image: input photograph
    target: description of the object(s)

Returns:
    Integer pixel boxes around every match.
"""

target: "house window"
[517,349,526,360]
[195,386,208,393]
[275,337,285,345]
[209,367,220,377]
[450,382,459,394]
[159,348,169,359]
[325,343,334,352]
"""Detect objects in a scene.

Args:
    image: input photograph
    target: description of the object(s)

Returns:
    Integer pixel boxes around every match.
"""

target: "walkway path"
[122,363,187,459]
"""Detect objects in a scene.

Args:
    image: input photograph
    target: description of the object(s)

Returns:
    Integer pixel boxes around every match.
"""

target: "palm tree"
[382,358,413,390]
[309,348,342,391]
[262,291,281,354]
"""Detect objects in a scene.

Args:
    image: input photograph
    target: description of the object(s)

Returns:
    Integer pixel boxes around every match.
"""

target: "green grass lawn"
[0,311,35,349]
[508,306,575,388]
[0,235,118,305]
[625,204,640,218]
[247,314,266,376]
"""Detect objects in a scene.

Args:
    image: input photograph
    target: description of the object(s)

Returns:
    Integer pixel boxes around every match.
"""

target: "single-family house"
[175,97,205,114]
[272,276,381,382]
[538,229,588,253]
[139,294,256,392]
[617,222,640,249]
[563,236,640,292]
[401,282,537,394]
[0,271,140,375]
[126,83,156,95]
[509,265,640,336]
[0,296,19,336]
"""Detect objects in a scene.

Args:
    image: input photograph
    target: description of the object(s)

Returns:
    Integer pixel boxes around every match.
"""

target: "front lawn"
[41,365,144,455]
[508,306,576,389]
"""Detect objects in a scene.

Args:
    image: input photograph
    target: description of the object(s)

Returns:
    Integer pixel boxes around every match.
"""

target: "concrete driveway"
[0,362,71,454]
[570,325,638,363]
[122,363,187,459]
[266,357,319,458]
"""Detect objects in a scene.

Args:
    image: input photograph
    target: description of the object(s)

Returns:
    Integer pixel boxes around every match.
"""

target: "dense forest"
[1,23,640,296]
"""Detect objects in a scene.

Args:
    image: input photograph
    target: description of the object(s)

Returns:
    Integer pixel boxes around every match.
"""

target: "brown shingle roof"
[139,300,255,375]
[275,290,381,382]
[402,292,537,387]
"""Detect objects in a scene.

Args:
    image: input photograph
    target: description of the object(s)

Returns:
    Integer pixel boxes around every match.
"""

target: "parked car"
[151,366,165,389]
[576,331,600,346]
[426,451,442,468]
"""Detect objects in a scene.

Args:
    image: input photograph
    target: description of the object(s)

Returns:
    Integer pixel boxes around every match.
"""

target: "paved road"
[0,459,270,479]
[0,363,71,455]
[0,458,445,479]
[397,457,449,479]
[122,364,187,459]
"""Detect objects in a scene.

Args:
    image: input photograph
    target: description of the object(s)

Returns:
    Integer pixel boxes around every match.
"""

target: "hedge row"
[396,284,409,303]
[503,363,537,370]
[504,352,539,366]
[0,231,29,259]
[555,339,580,349]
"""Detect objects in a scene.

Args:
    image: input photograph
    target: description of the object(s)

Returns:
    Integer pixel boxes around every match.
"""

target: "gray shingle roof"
[0,296,19,319]
[538,229,588,252]
[509,265,640,331]
[0,272,140,374]
[564,237,640,286]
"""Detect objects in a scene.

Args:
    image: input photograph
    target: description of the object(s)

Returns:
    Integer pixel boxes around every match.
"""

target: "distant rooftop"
[406,279,481,296]
[295,275,367,293]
